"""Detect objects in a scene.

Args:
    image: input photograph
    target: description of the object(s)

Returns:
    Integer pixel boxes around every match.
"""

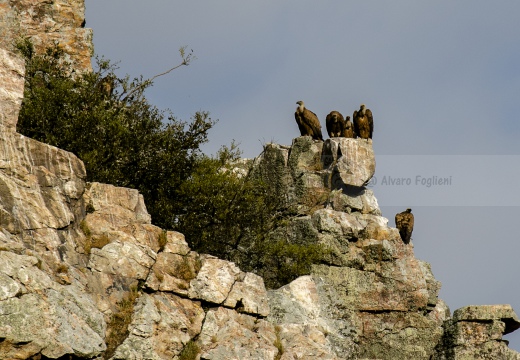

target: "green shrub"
[16,40,329,289]
[179,340,200,360]
[16,39,214,234]
[158,230,167,252]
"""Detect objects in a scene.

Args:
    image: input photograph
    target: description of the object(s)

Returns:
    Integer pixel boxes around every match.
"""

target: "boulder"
[268,276,355,359]
[322,138,375,188]
[0,0,93,72]
[434,305,520,359]
[452,304,520,334]
[188,255,242,305]
[111,293,204,360]
[197,307,279,360]
[0,252,106,359]
[0,48,24,132]
[88,241,156,280]
[145,251,201,295]
[224,272,270,317]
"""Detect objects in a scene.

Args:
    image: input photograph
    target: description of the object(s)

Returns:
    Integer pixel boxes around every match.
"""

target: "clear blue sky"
[85,1,520,350]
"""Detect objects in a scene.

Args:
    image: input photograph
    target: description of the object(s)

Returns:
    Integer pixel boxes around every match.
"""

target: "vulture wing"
[325,112,333,138]
[294,111,307,136]
[304,108,323,141]
[353,109,360,138]
[366,108,374,139]
[395,211,414,244]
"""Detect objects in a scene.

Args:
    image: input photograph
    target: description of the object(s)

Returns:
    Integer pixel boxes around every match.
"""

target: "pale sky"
[85,1,520,350]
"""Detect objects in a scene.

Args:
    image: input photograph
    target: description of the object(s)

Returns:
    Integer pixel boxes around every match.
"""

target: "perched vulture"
[353,104,374,140]
[98,74,116,98]
[395,208,414,244]
[343,116,355,138]
[326,111,346,138]
[295,101,324,141]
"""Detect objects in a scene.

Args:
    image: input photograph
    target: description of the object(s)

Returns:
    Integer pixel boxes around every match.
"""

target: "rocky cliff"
[0,0,92,72]
[1,1,520,359]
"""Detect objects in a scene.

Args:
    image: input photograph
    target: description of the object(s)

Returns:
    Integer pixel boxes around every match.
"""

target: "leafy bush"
[175,145,328,288]
[179,340,200,360]
[15,40,327,289]
[175,145,271,260]
[16,39,214,232]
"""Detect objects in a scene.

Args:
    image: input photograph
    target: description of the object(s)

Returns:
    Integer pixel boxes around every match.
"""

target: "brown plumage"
[343,116,355,138]
[295,101,324,141]
[353,104,374,140]
[326,111,346,138]
[98,74,116,98]
[395,208,414,244]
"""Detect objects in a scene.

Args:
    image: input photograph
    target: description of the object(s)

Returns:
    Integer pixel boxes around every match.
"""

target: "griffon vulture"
[326,111,346,138]
[98,74,116,98]
[295,101,324,141]
[343,116,355,138]
[353,104,374,140]
[395,208,414,244]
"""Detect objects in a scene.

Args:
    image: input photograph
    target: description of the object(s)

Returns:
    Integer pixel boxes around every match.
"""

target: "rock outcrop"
[0,47,24,132]
[1,1,520,359]
[0,0,93,72]
[434,305,520,359]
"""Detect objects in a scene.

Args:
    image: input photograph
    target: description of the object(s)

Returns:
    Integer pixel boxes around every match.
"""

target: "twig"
[121,46,195,102]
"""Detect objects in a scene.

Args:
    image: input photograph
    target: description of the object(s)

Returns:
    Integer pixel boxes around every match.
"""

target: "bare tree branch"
[121,46,195,102]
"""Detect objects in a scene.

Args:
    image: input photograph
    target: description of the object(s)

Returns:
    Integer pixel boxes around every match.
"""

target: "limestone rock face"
[111,293,205,360]
[0,48,24,132]
[0,132,86,233]
[434,305,520,360]
[267,276,347,359]
[197,307,278,360]
[322,137,376,187]
[254,137,519,359]
[145,250,201,295]
[224,272,270,317]
[256,137,376,216]
[188,255,242,304]
[267,246,447,359]
[0,0,93,72]
[0,50,86,244]
[0,251,106,359]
